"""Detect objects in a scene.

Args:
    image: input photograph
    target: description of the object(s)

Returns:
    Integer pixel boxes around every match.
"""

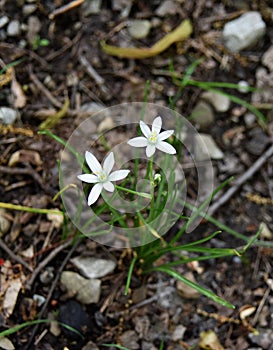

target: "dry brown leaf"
[199,330,224,350]
[101,19,192,59]
[8,149,42,167]
[11,75,27,108]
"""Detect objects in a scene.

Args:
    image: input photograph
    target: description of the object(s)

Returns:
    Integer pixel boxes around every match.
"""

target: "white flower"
[127,116,176,157]
[77,151,130,206]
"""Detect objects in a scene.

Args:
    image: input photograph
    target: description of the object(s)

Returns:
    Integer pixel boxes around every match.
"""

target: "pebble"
[0,16,9,28]
[194,134,224,161]
[7,19,21,36]
[172,324,187,341]
[238,80,250,93]
[201,91,231,112]
[59,300,91,338]
[60,271,101,304]
[244,113,256,126]
[156,0,180,16]
[191,101,214,130]
[39,266,55,284]
[120,330,139,350]
[0,107,18,125]
[128,20,151,39]
[176,272,200,299]
[262,45,273,72]
[223,12,266,52]
[27,16,41,44]
[22,4,37,16]
[82,0,102,16]
[70,256,116,279]
[245,128,271,156]
[82,341,99,350]
[248,330,273,349]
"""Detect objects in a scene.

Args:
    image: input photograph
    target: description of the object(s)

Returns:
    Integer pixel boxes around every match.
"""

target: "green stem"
[147,157,155,221]
[115,185,151,199]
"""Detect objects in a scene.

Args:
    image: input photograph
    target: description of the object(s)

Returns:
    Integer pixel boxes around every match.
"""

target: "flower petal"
[85,151,102,173]
[87,183,103,205]
[140,120,151,138]
[103,181,115,192]
[77,174,99,183]
[152,116,162,134]
[146,144,156,157]
[158,129,174,141]
[108,169,130,181]
[127,137,148,147]
[156,141,176,155]
[103,152,115,175]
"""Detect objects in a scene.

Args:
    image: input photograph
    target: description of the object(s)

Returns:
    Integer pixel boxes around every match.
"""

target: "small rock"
[191,101,214,130]
[238,80,250,93]
[7,20,21,36]
[0,107,18,125]
[60,271,101,304]
[128,20,151,39]
[201,91,231,112]
[223,12,266,52]
[120,330,139,350]
[176,272,200,299]
[23,4,37,16]
[262,45,273,72]
[40,267,54,284]
[172,325,187,341]
[157,286,179,309]
[0,16,9,29]
[82,0,102,16]
[248,330,273,349]
[81,102,105,113]
[252,68,273,104]
[156,0,180,16]
[48,312,61,337]
[70,256,116,279]
[59,300,91,338]
[82,341,99,350]
[245,128,271,155]
[33,294,45,307]
[194,134,224,161]
[244,113,256,126]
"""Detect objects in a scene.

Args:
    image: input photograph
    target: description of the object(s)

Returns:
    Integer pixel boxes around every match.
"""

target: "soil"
[0,1,273,350]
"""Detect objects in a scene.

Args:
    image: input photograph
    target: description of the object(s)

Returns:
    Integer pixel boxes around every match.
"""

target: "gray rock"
[81,102,105,113]
[191,101,214,130]
[27,16,41,44]
[70,256,116,279]
[0,16,9,28]
[262,45,273,72]
[248,330,273,349]
[0,107,18,125]
[223,12,266,52]
[120,330,139,350]
[201,91,231,112]
[172,325,186,341]
[244,113,256,126]
[60,271,101,304]
[156,0,180,16]
[238,80,250,93]
[23,4,37,16]
[82,341,99,350]
[245,128,271,156]
[7,20,21,36]
[128,20,151,39]
[82,0,102,16]
[194,134,224,161]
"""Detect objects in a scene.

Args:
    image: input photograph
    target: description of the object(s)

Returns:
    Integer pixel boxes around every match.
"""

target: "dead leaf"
[11,75,27,108]
[239,305,256,320]
[8,149,42,167]
[3,278,23,318]
[0,337,15,350]
[101,19,192,59]
[199,330,224,350]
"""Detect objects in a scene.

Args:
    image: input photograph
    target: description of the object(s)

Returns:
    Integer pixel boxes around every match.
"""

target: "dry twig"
[0,238,33,272]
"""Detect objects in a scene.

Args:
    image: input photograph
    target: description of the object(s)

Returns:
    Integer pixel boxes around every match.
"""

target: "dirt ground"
[0,1,273,349]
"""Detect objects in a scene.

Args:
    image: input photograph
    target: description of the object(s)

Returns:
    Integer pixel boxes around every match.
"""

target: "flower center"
[148,131,158,144]
[96,171,107,182]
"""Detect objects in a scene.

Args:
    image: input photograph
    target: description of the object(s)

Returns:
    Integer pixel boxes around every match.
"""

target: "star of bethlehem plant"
[40,114,262,310]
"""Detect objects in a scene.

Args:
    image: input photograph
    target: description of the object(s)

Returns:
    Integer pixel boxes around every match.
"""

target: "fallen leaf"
[8,149,42,167]
[0,337,15,350]
[101,19,192,59]
[3,278,23,318]
[11,75,27,108]
[199,330,224,350]
[239,305,256,320]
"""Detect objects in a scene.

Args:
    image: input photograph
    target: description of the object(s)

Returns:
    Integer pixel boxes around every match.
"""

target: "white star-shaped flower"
[77,151,130,206]
[127,116,176,157]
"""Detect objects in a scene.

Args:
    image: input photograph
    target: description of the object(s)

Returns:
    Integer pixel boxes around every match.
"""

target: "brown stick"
[0,238,33,272]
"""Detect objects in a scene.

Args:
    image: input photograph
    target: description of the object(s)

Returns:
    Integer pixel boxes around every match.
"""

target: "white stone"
[7,20,21,36]
[128,20,151,39]
[0,107,18,125]
[223,12,266,52]
[60,271,101,304]
[194,134,224,161]
[262,45,273,72]
[191,101,214,130]
[238,80,249,93]
[0,16,9,28]
[201,91,231,112]
[23,4,37,16]
[82,0,102,16]
[71,256,116,279]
